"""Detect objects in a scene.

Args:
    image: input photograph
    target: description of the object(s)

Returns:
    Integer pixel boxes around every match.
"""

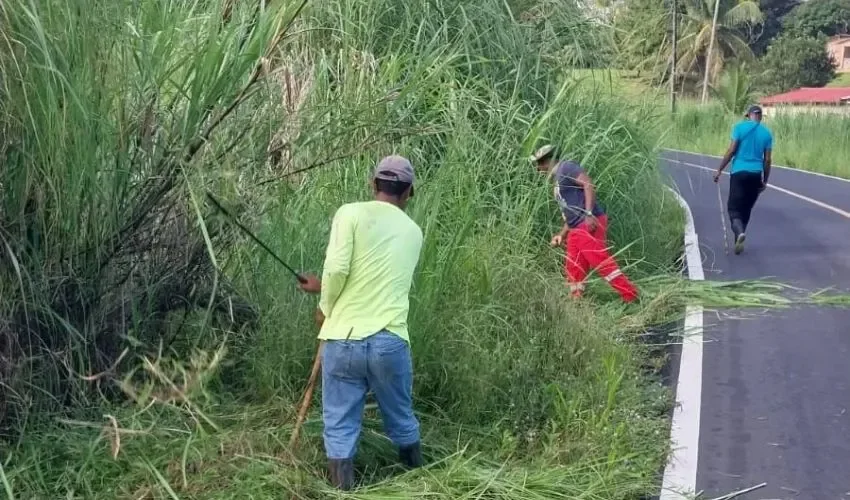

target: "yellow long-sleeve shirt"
[318,200,423,343]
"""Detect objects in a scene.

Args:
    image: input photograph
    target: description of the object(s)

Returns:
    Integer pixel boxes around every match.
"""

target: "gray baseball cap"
[373,155,415,185]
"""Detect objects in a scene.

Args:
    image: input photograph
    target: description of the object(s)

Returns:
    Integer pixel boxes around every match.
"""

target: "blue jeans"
[321,330,420,459]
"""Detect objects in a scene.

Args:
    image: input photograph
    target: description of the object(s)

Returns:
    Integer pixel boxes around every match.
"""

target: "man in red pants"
[531,145,638,302]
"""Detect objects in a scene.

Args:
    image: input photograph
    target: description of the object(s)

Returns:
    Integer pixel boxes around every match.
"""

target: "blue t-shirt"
[730,120,773,174]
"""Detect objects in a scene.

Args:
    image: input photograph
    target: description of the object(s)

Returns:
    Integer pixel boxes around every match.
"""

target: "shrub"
[758,34,837,92]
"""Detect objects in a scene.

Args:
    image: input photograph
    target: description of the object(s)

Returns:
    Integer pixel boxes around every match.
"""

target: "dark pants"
[727,171,763,234]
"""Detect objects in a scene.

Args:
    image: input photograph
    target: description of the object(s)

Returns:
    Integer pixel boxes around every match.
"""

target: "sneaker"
[734,232,746,255]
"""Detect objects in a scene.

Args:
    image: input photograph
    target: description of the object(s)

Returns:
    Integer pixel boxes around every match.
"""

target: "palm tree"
[676,0,763,93]
[710,62,757,115]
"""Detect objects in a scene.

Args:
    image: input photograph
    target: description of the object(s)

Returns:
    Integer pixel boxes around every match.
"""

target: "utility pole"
[671,0,678,113]
[701,0,721,103]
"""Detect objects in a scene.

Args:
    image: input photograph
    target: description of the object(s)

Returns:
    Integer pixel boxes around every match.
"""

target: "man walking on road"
[298,155,424,490]
[531,145,639,303]
[713,105,773,254]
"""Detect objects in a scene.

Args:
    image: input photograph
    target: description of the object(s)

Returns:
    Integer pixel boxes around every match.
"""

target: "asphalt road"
[662,150,850,500]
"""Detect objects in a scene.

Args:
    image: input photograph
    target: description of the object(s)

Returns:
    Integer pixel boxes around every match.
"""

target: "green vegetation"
[666,102,850,178]
[828,72,850,86]
[759,34,837,92]
[783,0,850,38]
[676,0,763,86]
[611,0,671,83]
[566,69,667,102]
[561,71,850,180]
[711,63,758,115]
[591,0,850,183]
[1,0,694,498]
[611,0,844,96]
[5,0,848,496]
[753,0,803,55]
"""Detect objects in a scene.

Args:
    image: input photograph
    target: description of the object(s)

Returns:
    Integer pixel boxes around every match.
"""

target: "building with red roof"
[759,87,850,116]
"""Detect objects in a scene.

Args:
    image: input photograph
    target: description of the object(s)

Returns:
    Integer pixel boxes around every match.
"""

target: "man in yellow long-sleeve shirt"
[298,155,423,490]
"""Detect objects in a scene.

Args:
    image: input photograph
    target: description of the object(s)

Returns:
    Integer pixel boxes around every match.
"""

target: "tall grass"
[551,72,850,180]
[0,0,314,427]
[2,0,687,498]
[665,101,850,178]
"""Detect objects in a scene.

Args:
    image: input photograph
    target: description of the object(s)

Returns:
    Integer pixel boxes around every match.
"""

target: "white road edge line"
[660,187,705,500]
[670,159,850,220]
[662,148,850,184]
[660,152,849,499]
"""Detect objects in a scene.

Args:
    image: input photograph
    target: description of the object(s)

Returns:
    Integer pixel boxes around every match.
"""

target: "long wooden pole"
[288,342,324,451]
[701,0,722,103]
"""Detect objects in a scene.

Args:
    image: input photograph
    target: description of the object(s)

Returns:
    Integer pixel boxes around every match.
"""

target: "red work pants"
[564,215,638,303]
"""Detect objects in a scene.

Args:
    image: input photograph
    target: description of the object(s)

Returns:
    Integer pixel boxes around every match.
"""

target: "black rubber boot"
[327,458,354,490]
[398,442,423,469]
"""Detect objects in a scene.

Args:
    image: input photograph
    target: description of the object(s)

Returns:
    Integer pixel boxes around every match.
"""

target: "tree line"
[605,0,850,96]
